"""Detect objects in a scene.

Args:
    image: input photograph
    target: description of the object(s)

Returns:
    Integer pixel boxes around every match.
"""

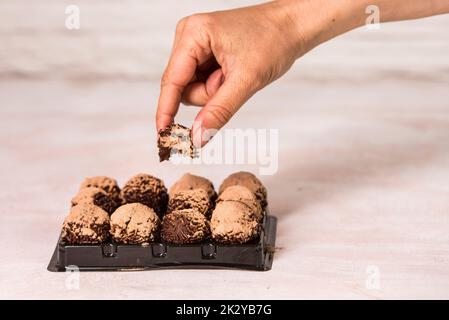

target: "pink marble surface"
[1,79,448,299]
[0,0,449,299]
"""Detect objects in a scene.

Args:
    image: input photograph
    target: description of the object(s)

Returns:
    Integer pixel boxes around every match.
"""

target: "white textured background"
[1,0,449,299]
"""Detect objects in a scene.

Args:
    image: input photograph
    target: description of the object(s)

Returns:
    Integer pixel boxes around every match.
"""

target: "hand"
[156,0,449,147]
[156,1,306,147]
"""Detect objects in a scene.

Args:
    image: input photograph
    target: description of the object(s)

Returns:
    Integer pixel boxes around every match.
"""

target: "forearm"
[276,0,449,56]
[367,0,449,22]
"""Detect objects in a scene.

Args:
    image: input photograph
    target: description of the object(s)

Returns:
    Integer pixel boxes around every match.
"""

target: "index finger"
[156,43,201,131]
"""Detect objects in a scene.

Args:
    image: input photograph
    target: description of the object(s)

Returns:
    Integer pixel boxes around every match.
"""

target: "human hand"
[156,1,310,147]
[156,0,449,147]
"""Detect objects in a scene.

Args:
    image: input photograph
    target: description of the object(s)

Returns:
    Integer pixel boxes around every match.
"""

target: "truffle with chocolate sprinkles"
[121,173,168,217]
[219,171,267,208]
[80,176,122,204]
[61,204,110,244]
[71,187,119,214]
[211,201,260,244]
[217,185,263,222]
[168,188,214,217]
[110,203,160,244]
[161,208,210,244]
[169,173,217,201]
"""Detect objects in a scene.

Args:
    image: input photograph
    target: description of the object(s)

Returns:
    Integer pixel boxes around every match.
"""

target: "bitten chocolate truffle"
[158,123,196,161]
[210,201,260,244]
[61,204,110,244]
[121,174,168,217]
[219,171,267,208]
[161,209,210,244]
[110,203,160,244]
[217,185,263,222]
[80,176,121,204]
[71,187,119,215]
[168,188,214,217]
[169,173,217,201]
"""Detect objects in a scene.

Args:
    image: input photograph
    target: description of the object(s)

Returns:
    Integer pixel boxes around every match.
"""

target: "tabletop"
[1,0,448,299]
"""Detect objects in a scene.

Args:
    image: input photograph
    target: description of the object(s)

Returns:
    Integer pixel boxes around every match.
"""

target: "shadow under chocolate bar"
[47,216,277,272]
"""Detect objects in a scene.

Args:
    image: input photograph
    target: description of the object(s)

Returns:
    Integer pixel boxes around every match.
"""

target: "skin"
[156,0,449,147]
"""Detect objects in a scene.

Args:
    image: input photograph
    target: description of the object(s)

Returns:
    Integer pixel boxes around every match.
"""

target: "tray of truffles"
[47,172,277,272]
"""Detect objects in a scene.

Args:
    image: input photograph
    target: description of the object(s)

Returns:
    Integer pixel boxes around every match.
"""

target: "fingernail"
[192,120,203,148]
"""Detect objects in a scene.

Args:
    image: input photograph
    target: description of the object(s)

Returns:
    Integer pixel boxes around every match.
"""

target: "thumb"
[192,74,255,147]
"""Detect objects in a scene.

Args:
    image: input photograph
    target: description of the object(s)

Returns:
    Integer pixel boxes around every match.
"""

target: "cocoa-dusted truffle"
[158,123,196,162]
[61,204,110,244]
[110,203,160,244]
[71,187,119,215]
[169,173,217,201]
[80,176,121,204]
[218,185,263,222]
[219,171,267,208]
[121,174,168,217]
[210,201,260,244]
[168,189,213,217]
[161,209,210,244]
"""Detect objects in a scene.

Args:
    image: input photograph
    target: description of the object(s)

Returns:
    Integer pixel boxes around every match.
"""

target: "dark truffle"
[61,204,110,244]
[219,171,267,208]
[110,203,160,244]
[168,188,214,217]
[169,173,217,201]
[161,209,210,244]
[79,176,122,204]
[120,174,168,217]
[71,187,119,215]
[158,123,196,162]
[210,201,260,244]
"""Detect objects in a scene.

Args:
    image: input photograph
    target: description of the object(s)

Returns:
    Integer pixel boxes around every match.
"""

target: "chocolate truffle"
[158,123,196,161]
[80,176,121,204]
[169,173,217,201]
[121,174,168,217]
[61,204,110,244]
[217,185,264,222]
[168,188,214,217]
[110,203,160,244]
[71,187,119,215]
[219,171,267,208]
[161,209,210,244]
[210,201,260,244]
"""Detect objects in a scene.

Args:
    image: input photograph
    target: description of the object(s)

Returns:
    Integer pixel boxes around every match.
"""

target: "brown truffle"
[158,123,196,161]
[110,203,160,244]
[219,171,267,208]
[71,187,119,215]
[80,176,121,204]
[121,174,168,217]
[217,185,264,222]
[169,173,217,201]
[61,204,110,244]
[161,209,210,244]
[168,189,214,217]
[210,201,260,244]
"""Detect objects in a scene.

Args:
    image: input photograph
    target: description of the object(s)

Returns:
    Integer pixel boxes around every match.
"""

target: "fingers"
[156,52,196,131]
[192,74,255,147]
[181,68,224,106]
[156,23,211,131]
